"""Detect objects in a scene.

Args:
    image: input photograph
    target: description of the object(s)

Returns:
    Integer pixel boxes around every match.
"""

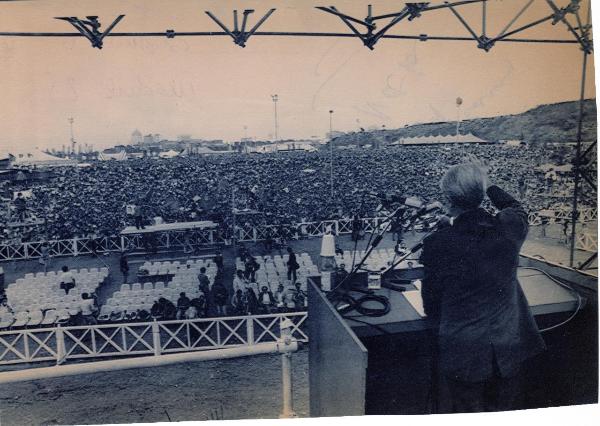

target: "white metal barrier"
[0,312,308,366]
[576,232,598,252]
[1,209,596,262]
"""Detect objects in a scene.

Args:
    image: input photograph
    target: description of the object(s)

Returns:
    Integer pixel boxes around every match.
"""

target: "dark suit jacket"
[420,185,545,382]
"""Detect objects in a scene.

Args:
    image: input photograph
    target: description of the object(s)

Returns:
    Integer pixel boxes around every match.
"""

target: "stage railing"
[576,231,598,252]
[0,312,307,366]
[1,208,596,262]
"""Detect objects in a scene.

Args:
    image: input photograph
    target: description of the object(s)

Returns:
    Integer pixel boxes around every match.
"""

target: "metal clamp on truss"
[546,0,593,54]
[477,35,495,52]
[55,15,125,49]
[317,3,428,50]
[205,9,276,47]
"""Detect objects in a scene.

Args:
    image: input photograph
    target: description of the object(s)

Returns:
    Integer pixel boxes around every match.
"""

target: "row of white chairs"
[3,308,73,328]
[140,258,216,275]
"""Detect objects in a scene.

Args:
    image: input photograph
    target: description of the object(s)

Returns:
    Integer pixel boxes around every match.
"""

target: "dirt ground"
[0,350,309,425]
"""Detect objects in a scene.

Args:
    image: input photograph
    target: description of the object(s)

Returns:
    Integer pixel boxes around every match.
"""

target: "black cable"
[520,266,584,333]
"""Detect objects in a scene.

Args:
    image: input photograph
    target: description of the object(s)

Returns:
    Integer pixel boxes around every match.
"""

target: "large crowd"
[2,143,584,243]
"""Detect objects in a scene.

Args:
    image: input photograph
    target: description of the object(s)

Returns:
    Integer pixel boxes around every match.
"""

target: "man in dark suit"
[420,162,545,413]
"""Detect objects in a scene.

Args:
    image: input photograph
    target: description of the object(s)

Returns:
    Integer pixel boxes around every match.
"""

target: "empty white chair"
[12,312,30,328]
[27,310,44,327]
[41,310,58,326]
[120,284,131,292]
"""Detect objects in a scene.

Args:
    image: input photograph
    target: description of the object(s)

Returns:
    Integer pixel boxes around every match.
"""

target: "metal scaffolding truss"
[0,0,596,269]
[0,1,592,50]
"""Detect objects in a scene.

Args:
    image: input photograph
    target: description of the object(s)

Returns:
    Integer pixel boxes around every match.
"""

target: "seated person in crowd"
[245,287,259,315]
[233,269,248,293]
[151,299,163,319]
[231,289,246,316]
[161,297,177,320]
[191,294,207,318]
[293,282,307,311]
[244,255,260,283]
[59,265,76,295]
[274,284,286,311]
[80,293,98,325]
[283,286,297,312]
[258,286,275,314]
[176,292,191,320]
[185,305,198,319]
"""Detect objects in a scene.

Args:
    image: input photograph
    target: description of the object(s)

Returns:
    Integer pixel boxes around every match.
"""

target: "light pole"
[455,97,463,137]
[329,109,334,199]
[271,94,279,150]
[243,125,248,153]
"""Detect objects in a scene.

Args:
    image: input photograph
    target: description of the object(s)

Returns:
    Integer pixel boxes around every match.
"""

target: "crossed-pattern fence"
[576,232,598,252]
[1,210,596,262]
[0,312,307,366]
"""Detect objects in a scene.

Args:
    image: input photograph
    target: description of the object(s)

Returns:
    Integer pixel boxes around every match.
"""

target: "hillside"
[333,99,597,146]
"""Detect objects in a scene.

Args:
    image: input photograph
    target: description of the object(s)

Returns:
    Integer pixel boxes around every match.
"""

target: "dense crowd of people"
[2,143,584,243]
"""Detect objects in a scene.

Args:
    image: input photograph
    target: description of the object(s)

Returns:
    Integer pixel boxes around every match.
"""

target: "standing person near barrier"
[13,192,28,222]
[133,203,145,230]
[244,255,259,283]
[286,247,299,283]
[420,161,545,413]
[211,278,228,317]
[119,252,129,284]
[213,251,224,273]
[39,242,50,272]
[351,214,362,241]
[197,267,211,295]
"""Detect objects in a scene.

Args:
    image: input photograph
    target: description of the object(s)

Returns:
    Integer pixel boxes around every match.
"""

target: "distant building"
[131,129,143,145]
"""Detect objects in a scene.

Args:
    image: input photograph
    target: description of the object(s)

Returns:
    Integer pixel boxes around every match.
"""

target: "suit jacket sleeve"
[420,236,441,320]
[487,185,529,243]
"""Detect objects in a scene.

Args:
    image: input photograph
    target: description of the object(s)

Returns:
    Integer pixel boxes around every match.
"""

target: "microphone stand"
[328,205,403,294]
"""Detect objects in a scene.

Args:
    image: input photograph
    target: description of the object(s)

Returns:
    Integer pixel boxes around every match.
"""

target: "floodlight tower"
[329,109,334,198]
[68,117,76,155]
[271,94,279,149]
[455,97,463,137]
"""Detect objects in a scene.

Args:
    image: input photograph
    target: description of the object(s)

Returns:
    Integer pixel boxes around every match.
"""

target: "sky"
[0,0,596,151]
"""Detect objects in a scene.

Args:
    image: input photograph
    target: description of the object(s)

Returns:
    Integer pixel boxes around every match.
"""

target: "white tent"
[392,133,488,145]
[158,149,181,159]
[7,148,77,167]
[98,150,128,161]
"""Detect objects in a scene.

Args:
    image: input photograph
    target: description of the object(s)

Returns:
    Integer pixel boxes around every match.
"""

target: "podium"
[307,258,597,416]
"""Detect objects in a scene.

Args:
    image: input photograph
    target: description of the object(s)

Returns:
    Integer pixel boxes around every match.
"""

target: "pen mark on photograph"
[382,41,421,99]
[311,44,362,110]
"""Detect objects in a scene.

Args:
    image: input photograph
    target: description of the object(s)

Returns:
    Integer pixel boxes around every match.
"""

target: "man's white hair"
[440,163,487,210]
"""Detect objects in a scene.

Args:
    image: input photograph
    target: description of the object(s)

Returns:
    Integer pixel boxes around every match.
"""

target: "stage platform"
[120,221,217,235]
[308,257,597,416]
[337,267,581,338]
